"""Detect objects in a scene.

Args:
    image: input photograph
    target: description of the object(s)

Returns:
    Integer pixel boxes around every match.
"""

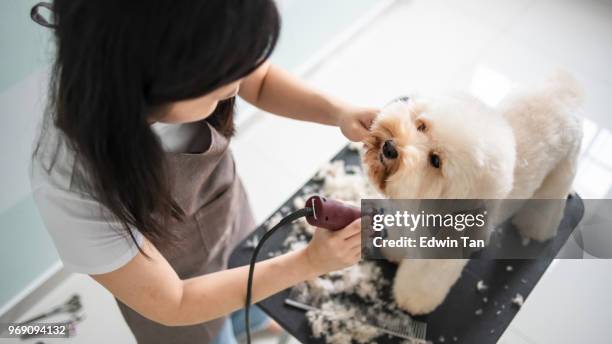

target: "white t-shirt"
[30,121,203,275]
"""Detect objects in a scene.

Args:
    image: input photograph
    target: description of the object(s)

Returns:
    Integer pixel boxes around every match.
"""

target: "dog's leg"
[512,152,579,242]
[393,259,467,315]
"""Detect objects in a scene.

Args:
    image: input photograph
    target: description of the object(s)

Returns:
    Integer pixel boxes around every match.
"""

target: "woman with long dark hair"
[30,0,376,342]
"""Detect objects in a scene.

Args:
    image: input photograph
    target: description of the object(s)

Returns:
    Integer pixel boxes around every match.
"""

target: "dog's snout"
[382,140,398,159]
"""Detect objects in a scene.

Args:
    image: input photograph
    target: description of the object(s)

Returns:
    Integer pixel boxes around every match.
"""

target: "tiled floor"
[10,0,612,343]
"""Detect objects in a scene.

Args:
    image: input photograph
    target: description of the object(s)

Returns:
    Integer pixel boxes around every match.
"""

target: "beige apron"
[115,120,255,343]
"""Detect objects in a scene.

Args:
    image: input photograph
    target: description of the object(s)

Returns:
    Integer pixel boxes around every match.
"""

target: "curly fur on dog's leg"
[393,259,467,315]
[512,151,579,241]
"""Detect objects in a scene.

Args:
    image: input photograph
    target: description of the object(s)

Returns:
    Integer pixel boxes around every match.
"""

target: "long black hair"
[34,0,280,251]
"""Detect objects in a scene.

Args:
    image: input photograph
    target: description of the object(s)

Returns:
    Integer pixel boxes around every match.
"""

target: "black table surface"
[229,145,585,344]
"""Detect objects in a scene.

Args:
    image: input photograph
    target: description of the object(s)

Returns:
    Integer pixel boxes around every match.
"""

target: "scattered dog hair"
[476,280,489,292]
[280,154,410,343]
[511,293,525,308]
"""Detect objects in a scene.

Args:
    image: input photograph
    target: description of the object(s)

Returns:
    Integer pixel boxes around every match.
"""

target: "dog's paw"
[514,221,557,242]
[392,278,447,315]
[391,259,468,315]
[512,203,561,242]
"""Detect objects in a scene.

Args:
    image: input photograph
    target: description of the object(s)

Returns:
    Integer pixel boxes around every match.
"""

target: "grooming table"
[229,145,584,343]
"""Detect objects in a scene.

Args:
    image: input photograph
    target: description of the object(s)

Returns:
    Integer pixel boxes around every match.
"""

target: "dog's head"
[363,95,516,199]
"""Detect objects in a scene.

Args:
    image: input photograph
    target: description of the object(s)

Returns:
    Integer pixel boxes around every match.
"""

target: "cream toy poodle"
[362,72,583,315]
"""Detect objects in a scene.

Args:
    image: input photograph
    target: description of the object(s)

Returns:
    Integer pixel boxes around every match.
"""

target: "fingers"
[340,106,379,142]
[342,121,368,142]
[352,125,371,142]
[336,218,362,240]
[344,226,362,255]
[350,247,362,265]
[344,231,361,242]
[342,242,361,266]
[359,108,378,128]
[345,233,361,249]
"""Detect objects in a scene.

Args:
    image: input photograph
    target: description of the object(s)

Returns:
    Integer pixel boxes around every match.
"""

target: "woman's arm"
[239,62,378,141]
[91,218,361,326]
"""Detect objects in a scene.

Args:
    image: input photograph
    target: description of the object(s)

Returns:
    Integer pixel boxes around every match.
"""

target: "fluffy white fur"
[362,72,583,315]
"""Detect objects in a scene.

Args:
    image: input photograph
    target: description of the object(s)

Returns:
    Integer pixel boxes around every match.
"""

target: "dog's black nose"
[382,140,398,159]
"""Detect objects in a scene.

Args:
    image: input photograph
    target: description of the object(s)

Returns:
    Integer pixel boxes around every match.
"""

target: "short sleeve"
[32,185,144,275]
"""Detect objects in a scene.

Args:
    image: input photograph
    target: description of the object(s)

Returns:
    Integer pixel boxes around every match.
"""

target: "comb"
[285,298,428,343]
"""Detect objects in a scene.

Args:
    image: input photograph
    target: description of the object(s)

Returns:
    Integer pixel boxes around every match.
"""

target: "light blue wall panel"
[0,0,54,93]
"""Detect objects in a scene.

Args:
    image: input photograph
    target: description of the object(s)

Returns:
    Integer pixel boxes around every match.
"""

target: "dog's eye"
[416,120,427,132]
[429,153,441,169]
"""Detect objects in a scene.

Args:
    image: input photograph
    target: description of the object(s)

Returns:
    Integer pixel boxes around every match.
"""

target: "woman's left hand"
[337,106,379,142]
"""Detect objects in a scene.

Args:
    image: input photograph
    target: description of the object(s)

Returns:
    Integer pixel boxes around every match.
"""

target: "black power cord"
[245,207,313,344]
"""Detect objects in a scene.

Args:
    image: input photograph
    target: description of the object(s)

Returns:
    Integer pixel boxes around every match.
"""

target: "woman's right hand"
[304,218,362,275]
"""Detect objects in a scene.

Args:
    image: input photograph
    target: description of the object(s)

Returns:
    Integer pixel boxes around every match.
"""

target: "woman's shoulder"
[30,122,89,197]
[31,127,68,185]
[30,124,144,275]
